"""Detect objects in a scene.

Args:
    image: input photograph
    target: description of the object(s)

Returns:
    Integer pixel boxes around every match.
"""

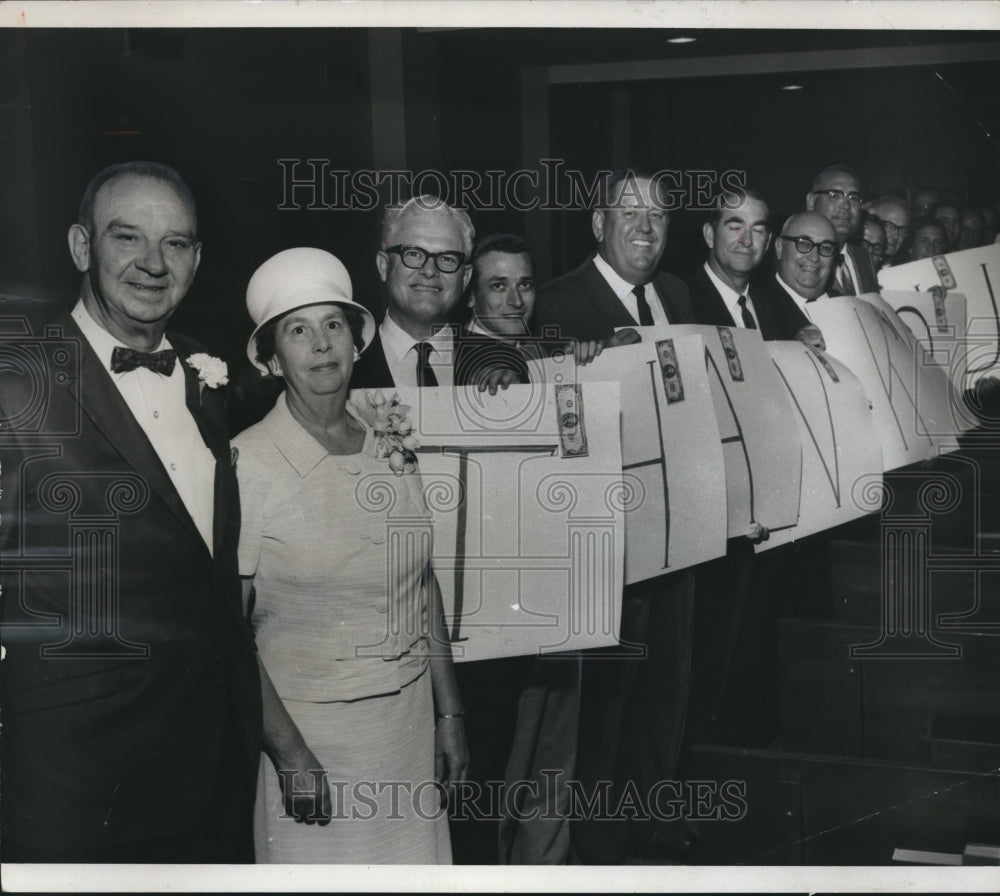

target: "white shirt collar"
[380,313,455,361]
[775,273,828,320]
[703,262,757,326]
[71,300,171,373]
[591,252,637,303]
[379,313,456,386]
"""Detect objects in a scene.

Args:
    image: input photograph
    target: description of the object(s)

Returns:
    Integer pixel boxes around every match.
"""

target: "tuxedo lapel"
[58,314,206,549]
[175,346,230,461]
[174,346,233,558]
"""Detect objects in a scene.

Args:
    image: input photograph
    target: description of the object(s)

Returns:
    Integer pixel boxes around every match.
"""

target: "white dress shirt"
[703,262,759,329]
[774,274,828,322]
[72,301,217,555]
[380,314,455,387]
[591,254,671,327]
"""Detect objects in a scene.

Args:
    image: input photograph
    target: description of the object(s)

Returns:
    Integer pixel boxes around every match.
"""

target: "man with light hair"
[352,194,475,389]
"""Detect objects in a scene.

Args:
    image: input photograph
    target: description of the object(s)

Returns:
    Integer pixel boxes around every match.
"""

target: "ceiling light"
[667,36,697,44]
[781,84,805,91]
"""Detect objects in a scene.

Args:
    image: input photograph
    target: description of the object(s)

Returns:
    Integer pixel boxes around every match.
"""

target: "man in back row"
[806,164,879,297]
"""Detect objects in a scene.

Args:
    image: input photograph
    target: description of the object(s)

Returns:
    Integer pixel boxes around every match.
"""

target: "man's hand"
[568,339,603,366]
[476,365,520,395]
[434,716,470,792]
[605,327,642,349]
[795,324,826,353]
[274,745,332,825]
[569,328,642,367]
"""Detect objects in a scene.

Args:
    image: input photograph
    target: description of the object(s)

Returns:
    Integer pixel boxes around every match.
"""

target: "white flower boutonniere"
[349,390,420,476]
[187,353,229,398]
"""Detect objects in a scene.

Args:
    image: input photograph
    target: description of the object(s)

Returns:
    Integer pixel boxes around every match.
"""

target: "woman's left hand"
[434,716,470,790]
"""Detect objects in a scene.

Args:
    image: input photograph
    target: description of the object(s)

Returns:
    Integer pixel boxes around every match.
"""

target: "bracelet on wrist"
[436,709,465,720]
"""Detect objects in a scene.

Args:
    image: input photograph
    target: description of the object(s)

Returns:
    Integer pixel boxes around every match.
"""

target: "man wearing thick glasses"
[755,210,839,350]
[805,164,880,296]
[352,195,474,389]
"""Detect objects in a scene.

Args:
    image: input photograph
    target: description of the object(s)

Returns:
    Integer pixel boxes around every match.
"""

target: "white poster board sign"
[349,383,625,663]
[763,341,883,550]
[809,295,941,469]
[532,333,727,583]
[665,325,802,539]
[879,244,1000,387]
[881,288,969,403]
[856,291,968,442]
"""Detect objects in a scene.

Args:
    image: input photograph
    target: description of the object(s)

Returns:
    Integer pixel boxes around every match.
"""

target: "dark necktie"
[415,341,438,387]
[632,284,654,326]
[835,254,857,296]
[737,295,757,329]
[110,345,177,376]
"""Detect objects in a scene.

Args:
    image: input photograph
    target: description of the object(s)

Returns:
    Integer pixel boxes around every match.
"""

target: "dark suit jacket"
[453,326,531,388]
[0,308,262,858]
[687,265,812,342]
[752,274,823,340]
[349,328,395,390]
[534,255,697,339]
[828,241,881,297]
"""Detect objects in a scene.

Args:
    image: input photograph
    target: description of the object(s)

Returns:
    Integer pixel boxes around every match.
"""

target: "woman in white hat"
[234,248,468,863]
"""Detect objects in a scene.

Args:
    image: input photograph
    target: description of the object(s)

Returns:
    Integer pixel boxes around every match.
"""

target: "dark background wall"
[2,27,998,369]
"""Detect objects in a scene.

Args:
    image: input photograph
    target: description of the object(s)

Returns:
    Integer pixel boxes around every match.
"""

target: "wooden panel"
[689,745,1000,865]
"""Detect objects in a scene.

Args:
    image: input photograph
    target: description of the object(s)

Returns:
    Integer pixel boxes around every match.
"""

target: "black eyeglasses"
[778,235,839,257]
[862,240,887,258]
[386,244,467,274]
[875,219,904,236]
[811,188,864,207]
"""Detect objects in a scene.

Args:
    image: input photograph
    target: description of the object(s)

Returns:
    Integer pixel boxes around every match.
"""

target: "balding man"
[754,211,839,351]
[805,164,879,296]
[866,195,911,267]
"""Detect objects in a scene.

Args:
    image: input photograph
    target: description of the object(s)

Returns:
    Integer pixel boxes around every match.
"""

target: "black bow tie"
[110,345,177,376]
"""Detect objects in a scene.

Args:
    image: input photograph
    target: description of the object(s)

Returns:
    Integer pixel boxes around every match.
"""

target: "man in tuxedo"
[536,169,697,864]
[350,194,473,390]
[806,164,879,297]
[0,162,261,862]
[687,187,812,342]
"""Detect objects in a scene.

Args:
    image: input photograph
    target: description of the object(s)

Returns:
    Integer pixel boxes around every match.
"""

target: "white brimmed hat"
[245,247,376,372]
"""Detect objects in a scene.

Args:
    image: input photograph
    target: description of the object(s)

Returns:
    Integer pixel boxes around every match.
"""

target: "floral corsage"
[351,390,421,476]
[186,353,229,397]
